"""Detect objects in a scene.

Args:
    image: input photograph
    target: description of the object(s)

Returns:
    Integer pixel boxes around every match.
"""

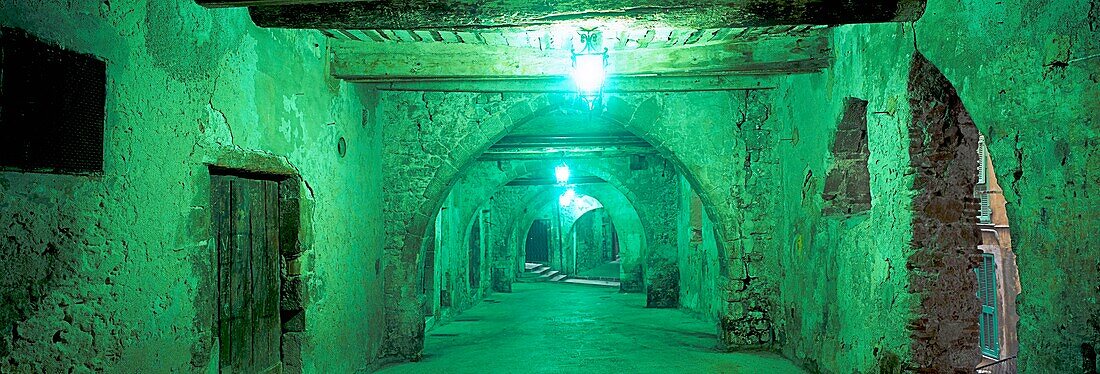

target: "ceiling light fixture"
[571,27,608,109]
[555,163,571,185]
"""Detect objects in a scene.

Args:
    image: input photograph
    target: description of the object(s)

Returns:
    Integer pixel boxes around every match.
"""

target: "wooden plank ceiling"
[325,25,833,86]
[318,24,828,52]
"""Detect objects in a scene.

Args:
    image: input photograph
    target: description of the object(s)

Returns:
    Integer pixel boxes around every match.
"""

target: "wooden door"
[526,219,550,263]
[211,175,281,373]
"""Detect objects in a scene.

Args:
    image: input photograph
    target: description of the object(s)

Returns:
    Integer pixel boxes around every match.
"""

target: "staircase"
[520,263,568,283]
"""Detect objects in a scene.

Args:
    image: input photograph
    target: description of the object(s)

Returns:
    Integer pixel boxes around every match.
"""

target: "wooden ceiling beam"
[354,76,779,93]
[478,147,659,161]
[213,0,926,30]
[506,175,607,186]
[329,33,829,82]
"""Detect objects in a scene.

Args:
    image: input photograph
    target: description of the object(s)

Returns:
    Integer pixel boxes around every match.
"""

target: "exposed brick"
[821,98,872,217]
[905,51,983,372]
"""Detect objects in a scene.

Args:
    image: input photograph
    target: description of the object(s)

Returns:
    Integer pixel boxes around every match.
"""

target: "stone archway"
[506,181,649,293]
[434,157,666,296]
[904,51,983,371]
[381,90,773,359]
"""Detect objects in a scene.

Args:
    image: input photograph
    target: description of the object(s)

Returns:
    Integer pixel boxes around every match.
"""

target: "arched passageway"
[399,96,761,363]
[4,2,1095,373]
[509,184,648,291]
[566,208,620,280]
[381,93,771,360]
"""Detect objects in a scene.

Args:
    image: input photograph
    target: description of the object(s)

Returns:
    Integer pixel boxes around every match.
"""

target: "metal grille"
[0,27,105,174]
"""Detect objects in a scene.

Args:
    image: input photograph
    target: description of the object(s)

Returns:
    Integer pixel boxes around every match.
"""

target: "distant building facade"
[975,134,1021,366]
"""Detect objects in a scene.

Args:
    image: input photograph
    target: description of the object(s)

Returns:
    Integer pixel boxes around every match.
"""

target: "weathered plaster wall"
[770,22,919,374]
[0,1,383,372]
[773,24,982,374]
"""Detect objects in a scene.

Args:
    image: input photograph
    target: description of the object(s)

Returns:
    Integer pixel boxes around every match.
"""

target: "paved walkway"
[577,261,621,279]
[377,282,807,374]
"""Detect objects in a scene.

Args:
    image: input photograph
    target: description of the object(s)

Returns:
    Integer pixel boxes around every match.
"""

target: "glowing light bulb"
[559,188,576,207]
[572,54,606,94]
[555,164,571,184]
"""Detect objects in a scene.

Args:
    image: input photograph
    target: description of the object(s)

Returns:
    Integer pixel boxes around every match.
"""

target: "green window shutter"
[977,253,1000,358]
[979,193,992,224]
[975,135,992,223]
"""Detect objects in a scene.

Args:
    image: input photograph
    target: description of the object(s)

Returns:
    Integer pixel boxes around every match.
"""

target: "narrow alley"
[0,1,1096,373]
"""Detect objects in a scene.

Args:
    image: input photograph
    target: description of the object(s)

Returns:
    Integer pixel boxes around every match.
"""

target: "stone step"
[519,265,571,283]
[561,278,620,288]
[568,275,618,282]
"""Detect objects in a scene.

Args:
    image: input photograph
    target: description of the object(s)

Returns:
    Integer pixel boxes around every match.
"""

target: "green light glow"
[559,187,576,206]
[555,164,571,184]
[572,54,606,94]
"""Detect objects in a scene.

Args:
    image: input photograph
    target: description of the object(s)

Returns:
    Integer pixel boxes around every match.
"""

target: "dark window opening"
[0,28,106,174]
[821,97,871,215]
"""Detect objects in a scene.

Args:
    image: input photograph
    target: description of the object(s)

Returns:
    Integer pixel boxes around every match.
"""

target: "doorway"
[468,214,482,288]
[525,219,550,263]
[210,173,284,373]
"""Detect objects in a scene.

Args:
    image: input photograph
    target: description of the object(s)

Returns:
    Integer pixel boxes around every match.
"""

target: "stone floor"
[377,282,807,374]
[576,260,621,279]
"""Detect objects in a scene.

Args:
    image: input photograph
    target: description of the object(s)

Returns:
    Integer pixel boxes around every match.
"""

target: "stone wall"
[0,1,383,372]
[425,193,492,321]
[453,156,675,295]
[487,185,545,291]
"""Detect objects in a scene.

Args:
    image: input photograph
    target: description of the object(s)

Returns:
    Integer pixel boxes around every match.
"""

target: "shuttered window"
[976,135,992,223]
[976,253,999,358]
